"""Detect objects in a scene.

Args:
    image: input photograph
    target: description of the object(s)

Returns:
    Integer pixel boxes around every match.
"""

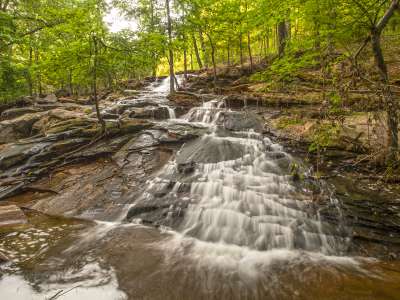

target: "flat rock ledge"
[0,205,27,227]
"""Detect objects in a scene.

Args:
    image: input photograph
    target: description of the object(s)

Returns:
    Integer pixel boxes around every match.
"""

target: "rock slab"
[0,205,27,227]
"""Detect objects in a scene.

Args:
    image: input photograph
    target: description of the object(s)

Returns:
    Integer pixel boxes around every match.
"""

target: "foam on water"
[141,99,356,274]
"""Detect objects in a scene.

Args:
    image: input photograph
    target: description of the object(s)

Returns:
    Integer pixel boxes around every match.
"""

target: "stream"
[1,77,400,299]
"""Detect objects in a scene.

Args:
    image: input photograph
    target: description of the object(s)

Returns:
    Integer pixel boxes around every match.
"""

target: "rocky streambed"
[0,76,400,299]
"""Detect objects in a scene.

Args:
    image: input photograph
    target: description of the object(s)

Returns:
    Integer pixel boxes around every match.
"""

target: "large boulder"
[0,112,47,144]
[0,141,51,169]
[122,106,170,120]
[1,107,43,120]
[215,111,263,132]
[118,118,153,134]
[32,109,92,135]
[43,93,58,102]
[167,92,201,108]
[176,135,247,165]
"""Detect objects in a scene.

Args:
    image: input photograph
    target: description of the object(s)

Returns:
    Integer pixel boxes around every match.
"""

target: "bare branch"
[376,0,399,34]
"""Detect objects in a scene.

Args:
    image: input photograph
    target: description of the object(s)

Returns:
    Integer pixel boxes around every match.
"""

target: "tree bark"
[92,35,106,133]
[227,40,231,66]
[199,30,208,68]
[206,33,217,85]
[239,32,244,67]
[371,0,399,161]
[247,31,253,70]
[192,35,203,69]
[166,0,175,93]
[183,44,188,80]
[28,46,33,96]
[68,68,73,96]
[35,49,42,97]
[277,21,288,57]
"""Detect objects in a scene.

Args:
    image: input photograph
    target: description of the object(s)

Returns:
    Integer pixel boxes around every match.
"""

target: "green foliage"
[276,116,306,129]
[309,122,340,153]
[1,0,399,103]
[251,46,319,83]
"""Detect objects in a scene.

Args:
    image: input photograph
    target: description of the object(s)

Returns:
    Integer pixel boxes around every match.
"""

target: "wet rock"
[224,94,264,108]
[105,99,161,115]
[126,197,187,226]
[44,93,58,102]
[1,107,43,120]
[102,113,120,120]
[0,142,50,169]
[177,162,195,174]
[0,112,47,144]
[123,106,170,120]
[153,122,207,143]
[0,250,9,263]
[33,109,94,135]
[119,119,153,134]
[123,90,140,96]
[176,135,247,165]
[123,79,145,90]
[167,91,201,107]
[44,118,96,135]
[0,96,34,115]
[0,205,27,227]
[216,111,263,132]
[68,135,132,161]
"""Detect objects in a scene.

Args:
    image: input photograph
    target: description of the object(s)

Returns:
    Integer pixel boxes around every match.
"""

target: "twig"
[47,285,82,300]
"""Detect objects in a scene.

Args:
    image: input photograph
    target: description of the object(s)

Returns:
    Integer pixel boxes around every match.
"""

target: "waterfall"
[131,99,349,257]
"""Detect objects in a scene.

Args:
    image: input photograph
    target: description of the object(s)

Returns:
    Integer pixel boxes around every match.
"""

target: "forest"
[1,0,400,299]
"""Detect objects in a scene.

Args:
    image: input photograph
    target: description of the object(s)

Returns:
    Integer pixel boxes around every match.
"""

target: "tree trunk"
[92,35,106,133]
[206,33,217,85]
[28,46,33,96]
[183,45,188,80]
[227,40,231,66]
[68,68,73,96]
[247,31,253,71]
[277,21,288,57]
[199,30,208,68]
[372,0,399,162]
[35,49,42,97]
[372,32,398,161]
[239,32,244,67]
[192,35,203,69]
[166,0,175,93]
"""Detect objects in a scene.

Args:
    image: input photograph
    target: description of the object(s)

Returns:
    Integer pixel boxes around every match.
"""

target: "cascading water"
[131,99,349,258]
[3,76,399,300]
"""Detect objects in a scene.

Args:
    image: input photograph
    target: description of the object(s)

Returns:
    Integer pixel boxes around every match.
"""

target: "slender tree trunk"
[277,21,288,57]
[68,68,73,96]
[372,32,398,161]
[239,32,244,67]
[370,0,399,161]
[206,33,217,85]
[190,51,194,70]
[247,31,253,70]
[199,30,208,68]
[166,0,175,93]
[35,49,42,97]
[92,35,105,133]
[183,45,188,80]
[227,40,231,66]
[192,35,203,69]
[28,46,33,96]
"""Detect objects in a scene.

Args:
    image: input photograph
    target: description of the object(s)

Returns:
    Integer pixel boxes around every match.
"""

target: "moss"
[276,116,306,129]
